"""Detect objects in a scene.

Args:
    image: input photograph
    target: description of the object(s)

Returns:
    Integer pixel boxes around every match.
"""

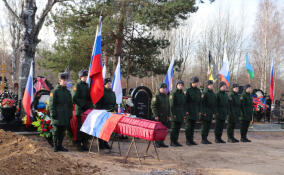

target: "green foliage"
[39,0,198,78]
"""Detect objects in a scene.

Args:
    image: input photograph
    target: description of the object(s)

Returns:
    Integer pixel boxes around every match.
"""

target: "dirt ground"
[1,130,284,175]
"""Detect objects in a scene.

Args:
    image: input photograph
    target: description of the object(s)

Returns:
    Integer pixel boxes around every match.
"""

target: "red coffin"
[114,117,168,141]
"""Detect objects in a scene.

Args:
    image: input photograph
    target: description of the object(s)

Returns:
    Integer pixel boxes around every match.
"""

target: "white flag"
[112,57,122,104]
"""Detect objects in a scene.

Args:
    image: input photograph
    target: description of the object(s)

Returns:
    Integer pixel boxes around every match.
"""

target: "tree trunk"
[113,0,126,75]
[18,0,38,98]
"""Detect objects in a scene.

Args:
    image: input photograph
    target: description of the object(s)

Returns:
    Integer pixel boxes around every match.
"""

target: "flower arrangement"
[32,111,52,138]
[0,98,15,108]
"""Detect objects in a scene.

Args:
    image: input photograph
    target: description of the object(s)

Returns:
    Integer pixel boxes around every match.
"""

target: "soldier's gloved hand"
[154,116,159,121]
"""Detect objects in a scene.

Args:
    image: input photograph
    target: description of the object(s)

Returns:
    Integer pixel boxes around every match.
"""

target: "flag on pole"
[102,56,107,79]
[65,66,72,93]
[164,57,175,93]
[87,16,104,104]
[112,57,122,104]
[22,61,34,125]
[208,51,218,81]
[219,50,230,86]
[245,53,254,80]
[270,59,274,102]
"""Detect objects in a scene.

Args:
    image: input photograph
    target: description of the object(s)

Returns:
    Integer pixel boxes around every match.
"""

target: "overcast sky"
[0,0,283,47]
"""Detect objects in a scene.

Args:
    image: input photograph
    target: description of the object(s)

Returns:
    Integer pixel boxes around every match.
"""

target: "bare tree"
[252,0,284,99]
[2,0,68,98]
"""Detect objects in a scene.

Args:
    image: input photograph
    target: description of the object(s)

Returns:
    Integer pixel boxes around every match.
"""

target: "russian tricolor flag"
[219,50,230,87]
[270,59,274,102]
[164,58,175,93]
[22,61,34,125]
[87,16,104,104]
[80,110,124,141]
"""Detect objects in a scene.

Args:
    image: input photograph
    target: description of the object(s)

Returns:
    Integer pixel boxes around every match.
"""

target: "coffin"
[114,117,168,141]
[78,109,168,141]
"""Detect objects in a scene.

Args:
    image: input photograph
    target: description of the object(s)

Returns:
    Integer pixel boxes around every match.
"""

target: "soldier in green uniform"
[185,76,201,146]
[240,84,253,142]
[151,83,170,148]
[95,78,117,149]
[227,83,241,143]
[72,70,93,151]
[49,73,73,152]
[214,81,229,143]
[200,80,216,144]
[169,80,185,147]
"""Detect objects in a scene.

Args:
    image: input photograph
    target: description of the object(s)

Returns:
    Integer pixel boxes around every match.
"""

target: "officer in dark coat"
[200,80,216,144]
[49,72,73,152]
[95,78,117,149]
[72,70,93,151]
[185,76,201,146]
[227,83,241,143]
[169,80,186,147]
[240,84,253,142]
[214,81,229,143]
[151,83,170,148]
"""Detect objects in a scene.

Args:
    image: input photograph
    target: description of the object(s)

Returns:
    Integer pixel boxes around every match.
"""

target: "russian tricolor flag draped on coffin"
[87,16,104,104]
[80,110,124,141]
[22,61,34,125]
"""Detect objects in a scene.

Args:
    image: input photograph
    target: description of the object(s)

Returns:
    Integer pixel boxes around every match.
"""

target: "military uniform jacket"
[72,80,93,117]
[95,88,117,111]
[201,88,216,121]
[228,91,241,122]
[49,84,73,126]
[216,90,229,121]
[240,92,253,121]
[185,86,201,121]
[169,88,186,122]
[151,91,170,122]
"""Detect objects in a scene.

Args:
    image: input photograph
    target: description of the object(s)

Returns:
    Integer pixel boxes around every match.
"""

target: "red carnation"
[40,119,44,122]
[41,124,44,128]
[48,126,52,130]
[46,120,51,125]
[42,128,47,132]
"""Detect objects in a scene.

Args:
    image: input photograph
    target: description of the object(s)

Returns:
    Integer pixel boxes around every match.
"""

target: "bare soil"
[1,129,284,175]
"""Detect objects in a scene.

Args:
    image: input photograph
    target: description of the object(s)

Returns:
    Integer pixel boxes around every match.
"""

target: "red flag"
[88,16,104,104]
[270,59,274,102]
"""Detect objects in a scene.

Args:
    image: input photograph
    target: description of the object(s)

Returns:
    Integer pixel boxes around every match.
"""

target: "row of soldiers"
[151,77,253,148]
[49,70,117,152]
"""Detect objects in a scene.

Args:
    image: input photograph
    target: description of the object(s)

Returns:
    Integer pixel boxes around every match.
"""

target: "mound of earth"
[0,129,100,175]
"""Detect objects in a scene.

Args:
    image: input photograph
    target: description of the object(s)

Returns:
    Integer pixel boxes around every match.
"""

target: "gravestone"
[131,86,152,120]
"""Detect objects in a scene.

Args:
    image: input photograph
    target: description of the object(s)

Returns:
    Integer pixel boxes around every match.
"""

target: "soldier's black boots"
[186,140,198,146]
[227,137,237,143]
[241,137,251,142]
[215,137,226,143]
[201,139,212,144]
[201,136,212,144]
[160,141,169,148]
[76,141,84,152]
[53,139,58,152]
[82,140,89,151]
[170,141,182,147]
[104,141,111,149]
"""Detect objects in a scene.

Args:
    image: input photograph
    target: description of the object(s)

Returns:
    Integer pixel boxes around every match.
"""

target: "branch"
[2,0,21,23]
[34,0,69,38]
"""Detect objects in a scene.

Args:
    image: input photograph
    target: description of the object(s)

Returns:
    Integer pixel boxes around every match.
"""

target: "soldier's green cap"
[219,81,227,88]
[104,78,112,85]
[79,70,88,77]
[191,76,199,83]
[176,80,184,85]
[232,83,239,88]
[206,80,214,86]
[159,83,167,89]
[58,72,68,80]
[244,84,251,89]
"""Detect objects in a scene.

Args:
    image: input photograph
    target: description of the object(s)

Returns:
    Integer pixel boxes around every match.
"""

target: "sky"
[0,0,282,48]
